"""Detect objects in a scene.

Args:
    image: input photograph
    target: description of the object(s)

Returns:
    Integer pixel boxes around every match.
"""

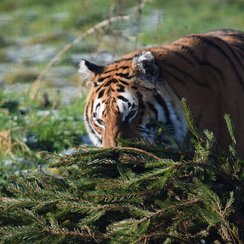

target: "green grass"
[0,89,87,184]
[139,0,244,44]
[4,66,39,84]
[0,90,86,153]
[0,0,243,45]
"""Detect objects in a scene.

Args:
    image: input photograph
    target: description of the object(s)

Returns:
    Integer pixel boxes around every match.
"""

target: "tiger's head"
[79,51,187,147]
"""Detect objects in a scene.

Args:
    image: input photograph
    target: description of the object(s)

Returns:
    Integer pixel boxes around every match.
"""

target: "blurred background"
[0,0,243,180]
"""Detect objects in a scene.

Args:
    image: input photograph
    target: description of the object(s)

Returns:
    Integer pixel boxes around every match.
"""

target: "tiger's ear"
[79,59,104,83]
[132,51,159,88]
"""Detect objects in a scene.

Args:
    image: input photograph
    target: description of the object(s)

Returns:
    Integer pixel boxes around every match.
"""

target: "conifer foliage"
[0,115,243,243]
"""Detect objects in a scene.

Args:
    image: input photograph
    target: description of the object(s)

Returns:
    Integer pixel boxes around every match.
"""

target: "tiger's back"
[79,30,244,158]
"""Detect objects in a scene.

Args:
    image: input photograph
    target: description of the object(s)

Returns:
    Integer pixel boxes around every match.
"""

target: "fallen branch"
[28,15,130,100]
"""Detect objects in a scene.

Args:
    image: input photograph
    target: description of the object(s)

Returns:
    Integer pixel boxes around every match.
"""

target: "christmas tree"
[0,115,243,243]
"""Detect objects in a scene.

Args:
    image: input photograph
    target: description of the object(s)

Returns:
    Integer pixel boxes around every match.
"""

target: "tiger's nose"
[102,128,129,147]
[102,129,120,148]
[102,137,117,148]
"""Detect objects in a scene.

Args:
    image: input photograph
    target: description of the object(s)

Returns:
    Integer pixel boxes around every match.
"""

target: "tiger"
[79,29,244,158]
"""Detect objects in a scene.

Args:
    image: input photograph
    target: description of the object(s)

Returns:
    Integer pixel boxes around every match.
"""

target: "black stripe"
[106,88,114,94]
[95,102,100,111]
[163,61,196,82]
[173,43,225,81]
[90,100,94,115]
[213,36,244,70]
[160,46,196,67]
[228,44,244,70]
[154,93,171,124]
[136,92,145,110]
[103,66,130,74]
[124,110,137,123]
[85,103,89,119]
[95,85,103,93]
[163,68,187,86]
[163,60,211,88]
[232,44,244,56]
[85,105,101,143]
[98,72,132,83]
[116,73,134,79]
[117,95,128,102]
[104,78,117,87]
[224,33,244,41]
[153,95,175,136]
[119,80,129,86]
[186,35,244,89]
[97,89,104,98]
[198,60,224,80]
[116,85,125,92]
[136,92,145,124]
[173,43,194,56]
[147,102,158,119]
[111,57,133,64]
[97,76,110,82]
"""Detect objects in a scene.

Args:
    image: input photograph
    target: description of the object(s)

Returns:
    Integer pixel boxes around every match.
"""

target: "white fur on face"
[116,90,138,123]
[166,102,187,143]
[93,98,104,118]
[87,127,102,146]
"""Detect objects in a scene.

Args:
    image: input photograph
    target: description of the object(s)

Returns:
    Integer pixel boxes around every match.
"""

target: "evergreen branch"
[138,231,190,244]
[117,147,162,161]
[0,197,46,213]
[107,199,202,243]
[92,162,174,191]
[84,189,153,203]
[121,165,174,189]
[0,226,42,243]
[118,139,185,160]
[181,98,199,139]
[146,199,203,221]
[175,161,241,187]
[1,115,243,242]
[48,146,162,169]
[193,180,241,243]
[42,226,105,241]
[58,202,143,212]
[224,114,236,145]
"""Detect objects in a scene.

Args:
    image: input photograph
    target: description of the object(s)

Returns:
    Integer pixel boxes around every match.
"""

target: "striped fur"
[80,29,244,157]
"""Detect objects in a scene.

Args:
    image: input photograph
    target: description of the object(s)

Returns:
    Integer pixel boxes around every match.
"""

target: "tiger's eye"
[96,118,104,125]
